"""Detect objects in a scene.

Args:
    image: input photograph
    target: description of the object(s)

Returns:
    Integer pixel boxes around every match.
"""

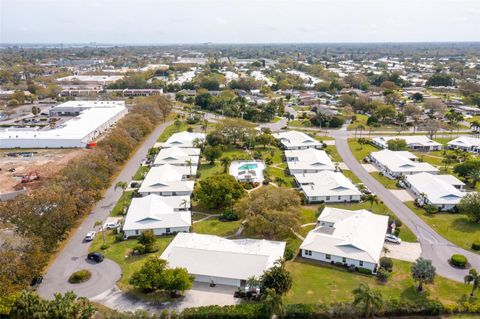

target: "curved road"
[331,128,480,282]
[38,120,173,299]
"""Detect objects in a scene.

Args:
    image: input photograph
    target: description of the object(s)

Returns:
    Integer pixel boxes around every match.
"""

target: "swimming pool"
[239,163,258,170]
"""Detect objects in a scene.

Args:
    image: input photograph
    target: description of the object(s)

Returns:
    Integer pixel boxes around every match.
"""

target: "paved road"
[38,120,173,299]
[331,128,480,282]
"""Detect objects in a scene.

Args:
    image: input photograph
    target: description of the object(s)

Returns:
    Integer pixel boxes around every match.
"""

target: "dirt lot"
[0,148,86,193]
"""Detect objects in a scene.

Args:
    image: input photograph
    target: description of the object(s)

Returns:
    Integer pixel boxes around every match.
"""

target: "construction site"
[0,148,86,197]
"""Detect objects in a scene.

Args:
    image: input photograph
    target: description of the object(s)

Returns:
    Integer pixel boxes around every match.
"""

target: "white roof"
[139,164,194,194]
[163,132,206,148]
[448,136,480,148]
[56,75,123,83]
[373,135,441,148]
[301,207,389,264]
[285,148,335,171]
[0,101,126,143]
[154,147,200,170]
[123,195,191,231]
[406,172,467,205]
[295,171,361,197]
[161,233,285,281]
[370,149,439,174]
[273,130,321,149]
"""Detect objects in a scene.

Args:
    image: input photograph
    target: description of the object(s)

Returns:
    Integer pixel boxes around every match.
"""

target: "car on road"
[385,234,402,244]
[84,231,96,241]
[104,221,120,229]
[87,252,104,262]
[30,275,43,288]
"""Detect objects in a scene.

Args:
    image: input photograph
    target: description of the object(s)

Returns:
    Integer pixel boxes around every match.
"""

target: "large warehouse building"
[0,101,127,148]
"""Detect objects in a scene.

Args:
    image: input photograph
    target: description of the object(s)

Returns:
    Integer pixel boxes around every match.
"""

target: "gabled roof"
[273,130,322,149]
[406,172,468,205]
[447,136,480,148]
[139,164,194,194]
[163,132,206,148]
[160,233,286,280]
[123,195,191,231]
[370,149,439,174]
[294,171,361,197]
[285,148,335,171]
[373,135,441,148]
[300,207,389,264]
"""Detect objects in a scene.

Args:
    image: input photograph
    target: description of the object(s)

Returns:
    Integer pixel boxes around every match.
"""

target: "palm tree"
[185,159,193,177]
[220,157,231,173]
[465,268,480,297]
[201,119,208,133]
[363,194,379,209]
[275,177,286,187]
[352,283,383,318]
[468,168,480,188]
[246,276,260,293]
[411,257,436,292]
[261,288,284,318]
[180,199,188,211]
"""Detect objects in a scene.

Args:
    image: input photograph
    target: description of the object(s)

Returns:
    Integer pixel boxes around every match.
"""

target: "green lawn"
[405,201,480,252]
[370,172,399,190]
[289,119,312,128]
[285,258,472,305]
[132,165,150,180]
[193,217,241,237]
[157,121,188,142]
[347,114,401,132]
[111,191,133,217]
[325,145,342,162]
[89,232,174,295]
[342,169,361,184]
[348,138,380,161]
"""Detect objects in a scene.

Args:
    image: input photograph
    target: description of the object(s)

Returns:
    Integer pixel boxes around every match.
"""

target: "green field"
[110,191,133,217]
[405,201,480,252]
[132,165,150,180]
[370,171,400,189]
[348,138,380,161]
[285,258,472,305]
[193,217,241,237]
[157,121,188,142]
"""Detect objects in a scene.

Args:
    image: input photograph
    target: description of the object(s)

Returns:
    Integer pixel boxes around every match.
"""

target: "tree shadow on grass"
[450,216,480,234]
[400,286,430,303]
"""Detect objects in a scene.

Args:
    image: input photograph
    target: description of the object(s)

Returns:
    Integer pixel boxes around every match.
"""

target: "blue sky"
[1,0,479,44]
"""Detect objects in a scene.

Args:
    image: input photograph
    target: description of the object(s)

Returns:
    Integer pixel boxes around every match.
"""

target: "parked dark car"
[30,276,43,288]
[87,252,104,262]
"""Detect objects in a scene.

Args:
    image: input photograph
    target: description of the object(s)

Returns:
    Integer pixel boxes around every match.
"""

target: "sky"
[0,0,479,44]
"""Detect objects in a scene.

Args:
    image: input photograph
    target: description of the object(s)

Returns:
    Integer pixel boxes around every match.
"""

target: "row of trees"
[0,95,172,311]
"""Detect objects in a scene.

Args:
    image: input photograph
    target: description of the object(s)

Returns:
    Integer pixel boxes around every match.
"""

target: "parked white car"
[385,234,402,244]
[84,231,96,241]
[104,222,120,229]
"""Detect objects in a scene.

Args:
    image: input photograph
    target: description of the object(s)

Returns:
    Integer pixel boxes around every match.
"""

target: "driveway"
[389,189,415,202]
[332,130,480,283]
[38,120,173,299]
[91,283,239,313]
[384,242,422,262]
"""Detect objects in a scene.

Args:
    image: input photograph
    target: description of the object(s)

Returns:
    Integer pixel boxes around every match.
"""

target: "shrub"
[133,244,146,255]
[425,204,438,214]
[221,210,239,221]
[284,246,295,261]
[377,267,390,282]
[472,240,480,251]
[451,254,468,268]
[68,270,91,284]
[263,178,271,185]
[379,257,393,272]
[115,232,124,242]
[357,267,372,275]
[181,304,269,319]
[100,244,110,250]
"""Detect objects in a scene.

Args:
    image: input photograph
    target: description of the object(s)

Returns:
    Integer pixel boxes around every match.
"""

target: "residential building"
[372,135,442,151]
[162,132,206,148]
[294,171,361,203]
[285,148,335,174]
[123,195,191,238]
[160,233,285,287]
[369,149,439,178]
[138,164,194,196]
[447,136,480,153]
[273,130,322,150]
[300,207,389,273]
[405,172,467,211]
[153,147,201,175]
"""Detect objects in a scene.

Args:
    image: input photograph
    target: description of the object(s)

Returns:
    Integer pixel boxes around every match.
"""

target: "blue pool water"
[239,163,258,170]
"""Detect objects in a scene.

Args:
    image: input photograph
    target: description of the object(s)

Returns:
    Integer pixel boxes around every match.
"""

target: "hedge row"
[181,304,269,319]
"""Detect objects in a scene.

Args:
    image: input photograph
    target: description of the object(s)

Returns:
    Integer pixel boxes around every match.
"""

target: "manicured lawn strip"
[285,258,471,305]
[325,202,417,242]
[300,207,318,224]
[89,232,174,297]
[193,217,241,237]
[405,201,480,252]
[272,116,283,123]
[110,191,133,217]
[370,172,399,190]
[348,138,380,161]
[132,165,150,180]
[157,121,188,142]
[298,224,316,238]
[198,162,223,179]
[342,169,361,184]
[325,145,342,162]
[289,119,312,128]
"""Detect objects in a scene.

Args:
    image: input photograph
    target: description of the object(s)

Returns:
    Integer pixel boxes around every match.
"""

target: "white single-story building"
[273,130,322,150]
[447,136,480,153]
[369,149,439,179]
[0,101,127,148]
[405,172,467,211]
[138,164,194,196]
[294,171,362,203]
[300,207,389,273]
[162,132,206,148]
[372,135,442,152]
[285,148,335,174]
[153,147,201,175]
[123,194,191,238]
[229,160,265,183]
[160,233,286,287]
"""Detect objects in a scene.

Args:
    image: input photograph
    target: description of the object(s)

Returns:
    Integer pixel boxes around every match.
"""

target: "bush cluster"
[451,254,468,268]
[67,270,92,284]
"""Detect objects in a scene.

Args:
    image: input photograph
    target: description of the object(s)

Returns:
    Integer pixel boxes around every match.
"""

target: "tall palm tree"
[468,168,480,188]
[465,268,480,297]
[261,288,284,318]
[352,283,383,318]
[246,276,260,293]
[363,194,379,209]
[185,159,193,177]
[201,119,208,133]
[180,199,188,211]
[221,157,232,173]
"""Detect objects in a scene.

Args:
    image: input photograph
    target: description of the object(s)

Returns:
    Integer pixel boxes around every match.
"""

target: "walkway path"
[331,128,480,282]
[38,120,173,299]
